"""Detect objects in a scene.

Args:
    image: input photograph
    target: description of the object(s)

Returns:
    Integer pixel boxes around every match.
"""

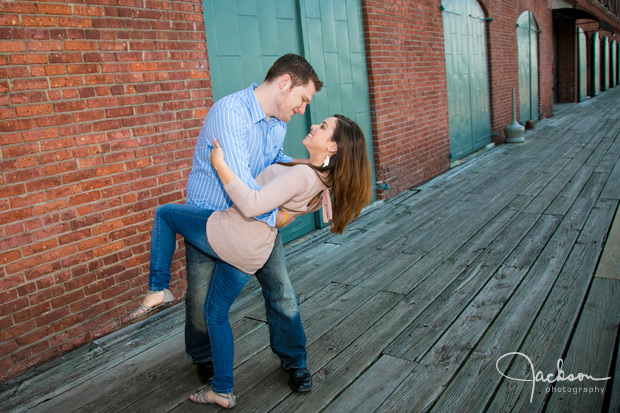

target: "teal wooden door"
[602,37,609,91]
[612,40,617,88]
[517,11,539,124]
[578,28,587,102]
[297,0,375,203]
[442,0,491,161]
[593,33,600,96]
[202,0,375,243]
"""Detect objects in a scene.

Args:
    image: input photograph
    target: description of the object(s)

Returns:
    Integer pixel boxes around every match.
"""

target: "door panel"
[299,0,376,206]
[517,11,538,124]
[578,28,587,102]
[611,40,617,87]
[593,33,600,96]
[602,37,608,91]
[442,0,491,161]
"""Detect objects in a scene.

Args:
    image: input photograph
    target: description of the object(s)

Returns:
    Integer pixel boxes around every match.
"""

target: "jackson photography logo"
[496,352,610,403]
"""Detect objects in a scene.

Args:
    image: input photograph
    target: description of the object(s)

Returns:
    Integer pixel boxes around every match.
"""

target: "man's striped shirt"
[185,83,292,226]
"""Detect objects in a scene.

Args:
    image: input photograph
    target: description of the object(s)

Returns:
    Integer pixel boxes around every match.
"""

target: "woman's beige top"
[206,163,332,274]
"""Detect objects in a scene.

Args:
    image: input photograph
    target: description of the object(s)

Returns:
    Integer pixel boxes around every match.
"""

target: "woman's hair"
[312,115,372,234]
[264,54,324,92]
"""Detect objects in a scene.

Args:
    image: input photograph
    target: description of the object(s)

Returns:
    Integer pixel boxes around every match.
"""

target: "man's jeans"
[185,217,308,370]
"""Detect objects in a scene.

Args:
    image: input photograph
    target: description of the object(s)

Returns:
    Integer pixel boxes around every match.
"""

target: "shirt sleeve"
[208,104,277,224]
[274,148,293,164]
[223,166,313,221]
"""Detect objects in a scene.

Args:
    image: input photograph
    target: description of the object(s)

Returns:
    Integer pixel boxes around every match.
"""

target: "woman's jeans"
[206,261,250,393]
[148,204,218,291]
[149,204,248,393]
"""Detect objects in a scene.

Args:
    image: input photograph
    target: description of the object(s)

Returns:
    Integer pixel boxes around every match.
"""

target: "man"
[183,54,323,392]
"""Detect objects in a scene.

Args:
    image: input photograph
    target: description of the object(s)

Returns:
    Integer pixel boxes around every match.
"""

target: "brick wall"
[362,0,451,199]
[0,0,211,381]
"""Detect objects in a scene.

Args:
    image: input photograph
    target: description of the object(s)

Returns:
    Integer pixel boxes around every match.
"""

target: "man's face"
[275,80,316,123]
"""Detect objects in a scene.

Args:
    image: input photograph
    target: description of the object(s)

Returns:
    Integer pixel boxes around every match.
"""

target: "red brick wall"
[0,0,211,381]
[362,0,451,199]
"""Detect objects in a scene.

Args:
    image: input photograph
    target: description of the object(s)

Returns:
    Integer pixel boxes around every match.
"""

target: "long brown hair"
[310,115,372,234]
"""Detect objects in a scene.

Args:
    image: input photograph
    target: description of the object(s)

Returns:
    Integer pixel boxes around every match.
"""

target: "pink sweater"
[206,164,332,274]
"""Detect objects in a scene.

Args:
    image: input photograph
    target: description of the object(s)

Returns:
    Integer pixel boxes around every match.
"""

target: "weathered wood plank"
[601,156,620,200]
[544,278,620,412]
[595,203,620,280]
[378,220,580,411]
[383,197,539,296]
[385,213,556,362]
[0,305,186,412]
[322,355,414,413]
[427,198,614,412]
[32,330,187,413]
[122,282,353,413]
[488,201,616,411]
[545,165,597,216]
[235,282,352,363]
[609,335,620,412]
[524,146,594,215]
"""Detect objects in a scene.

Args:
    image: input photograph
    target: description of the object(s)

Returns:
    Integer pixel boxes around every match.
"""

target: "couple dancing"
[128,54,372,408]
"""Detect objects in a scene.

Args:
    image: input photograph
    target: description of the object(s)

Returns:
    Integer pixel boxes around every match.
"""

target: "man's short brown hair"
[264,54,323,92]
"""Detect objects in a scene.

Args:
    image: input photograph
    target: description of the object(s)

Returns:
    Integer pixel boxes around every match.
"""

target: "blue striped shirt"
[186,83,292,226]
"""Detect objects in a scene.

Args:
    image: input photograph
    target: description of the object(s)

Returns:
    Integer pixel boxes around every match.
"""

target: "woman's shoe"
[128,289,174,323]
[189,387,236,409]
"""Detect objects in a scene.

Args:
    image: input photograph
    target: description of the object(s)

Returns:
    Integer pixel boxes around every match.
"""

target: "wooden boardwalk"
[2,87,620,412]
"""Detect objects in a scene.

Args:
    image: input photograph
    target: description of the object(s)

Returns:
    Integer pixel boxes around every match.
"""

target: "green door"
[517,11,539,124]
[602,37,608,91]
[617,42,620,87]
[298,0,375,201]
[611,40,617,88]
[202,0,375,243]
[593,32,600,96]
[578,28,587,102]
[442,0,491,161]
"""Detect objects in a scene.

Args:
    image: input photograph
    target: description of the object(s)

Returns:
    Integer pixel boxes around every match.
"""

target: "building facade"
[1,0,619,382]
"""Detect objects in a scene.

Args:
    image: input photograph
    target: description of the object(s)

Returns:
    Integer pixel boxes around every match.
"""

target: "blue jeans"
[184,219,308,371]
[151,204,308,388]
[205,261,250,393]
[148,204,217,291]
[149,205,214,364]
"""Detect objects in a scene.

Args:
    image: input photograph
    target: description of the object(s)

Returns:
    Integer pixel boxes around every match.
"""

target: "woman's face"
[303,116,338,156]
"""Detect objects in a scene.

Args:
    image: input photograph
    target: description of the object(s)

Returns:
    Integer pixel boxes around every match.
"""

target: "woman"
[130,115,371,408]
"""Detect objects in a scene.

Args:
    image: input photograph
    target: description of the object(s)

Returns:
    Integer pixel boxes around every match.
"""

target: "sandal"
[189,387,236,409]
[128,289,174,323]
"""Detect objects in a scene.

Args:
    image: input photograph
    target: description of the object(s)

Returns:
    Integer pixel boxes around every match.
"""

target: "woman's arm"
[210,138,236,185]
[210,139,311,219]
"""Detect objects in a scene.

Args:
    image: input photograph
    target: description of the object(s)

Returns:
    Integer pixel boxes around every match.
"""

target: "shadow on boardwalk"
[2,88,620,412]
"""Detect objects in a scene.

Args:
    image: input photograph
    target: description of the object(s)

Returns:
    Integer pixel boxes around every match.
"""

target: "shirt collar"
[247,83,268,124]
